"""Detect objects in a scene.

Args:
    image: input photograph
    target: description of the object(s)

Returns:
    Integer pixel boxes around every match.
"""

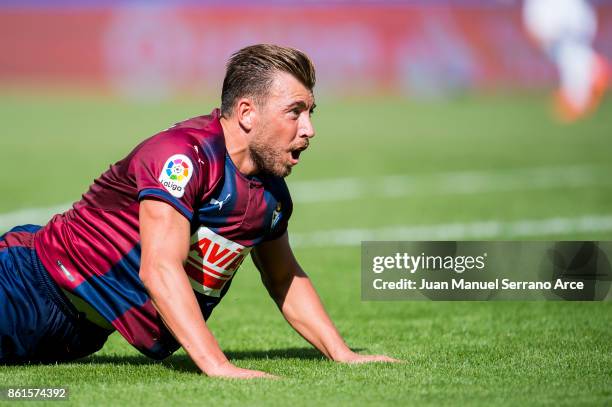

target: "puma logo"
[210,194,231,210]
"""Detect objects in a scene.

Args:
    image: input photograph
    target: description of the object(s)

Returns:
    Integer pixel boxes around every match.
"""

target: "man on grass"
[0,44,397,378]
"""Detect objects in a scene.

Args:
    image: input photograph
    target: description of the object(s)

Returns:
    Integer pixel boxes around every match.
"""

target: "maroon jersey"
[34,109,292,359]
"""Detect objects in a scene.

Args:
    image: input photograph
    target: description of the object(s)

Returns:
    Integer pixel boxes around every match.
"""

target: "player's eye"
[309,104,317,117]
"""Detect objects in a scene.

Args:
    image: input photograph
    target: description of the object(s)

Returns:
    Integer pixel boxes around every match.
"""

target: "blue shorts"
[0,225,111,363]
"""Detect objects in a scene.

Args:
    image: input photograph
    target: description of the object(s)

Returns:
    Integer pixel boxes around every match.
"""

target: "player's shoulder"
[120,109,226,193]
[132,109,226,167]
[148,109,224,152]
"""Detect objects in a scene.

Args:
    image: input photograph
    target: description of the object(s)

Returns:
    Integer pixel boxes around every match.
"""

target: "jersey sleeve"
[131,130,205,221]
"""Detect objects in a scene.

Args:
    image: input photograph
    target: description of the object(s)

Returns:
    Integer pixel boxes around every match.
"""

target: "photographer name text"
[373,278,584,291]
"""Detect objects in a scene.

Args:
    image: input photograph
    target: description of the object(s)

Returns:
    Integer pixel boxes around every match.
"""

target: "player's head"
[221,44,317,177]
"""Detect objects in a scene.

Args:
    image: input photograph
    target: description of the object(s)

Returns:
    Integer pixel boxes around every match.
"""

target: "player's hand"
[205,361,278,379]
[333,351,401,364]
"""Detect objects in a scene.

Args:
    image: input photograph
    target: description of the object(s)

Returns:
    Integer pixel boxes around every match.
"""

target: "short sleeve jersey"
[34,109,293,359]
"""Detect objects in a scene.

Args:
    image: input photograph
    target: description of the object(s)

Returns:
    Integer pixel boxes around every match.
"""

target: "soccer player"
[523,0,610,122]
[0,44,397,378]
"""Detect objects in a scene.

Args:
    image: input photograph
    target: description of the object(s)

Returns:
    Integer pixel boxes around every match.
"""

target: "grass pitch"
[0,92,611,406]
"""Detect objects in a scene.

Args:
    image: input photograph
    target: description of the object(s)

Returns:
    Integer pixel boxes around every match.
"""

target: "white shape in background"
[523,0,596,49]
[523,0,599,109]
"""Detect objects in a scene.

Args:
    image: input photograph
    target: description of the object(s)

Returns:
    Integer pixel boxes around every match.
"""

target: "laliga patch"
[158,154,194,198]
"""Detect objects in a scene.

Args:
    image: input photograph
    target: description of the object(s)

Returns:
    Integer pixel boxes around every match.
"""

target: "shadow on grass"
[74,347,364,373]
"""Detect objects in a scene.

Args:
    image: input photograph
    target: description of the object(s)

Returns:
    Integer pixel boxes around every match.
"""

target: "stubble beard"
[249,138,291,178]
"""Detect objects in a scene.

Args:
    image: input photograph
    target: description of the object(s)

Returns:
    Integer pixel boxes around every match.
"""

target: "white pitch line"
[1,205,611,246]
[0,203,72,232]
[1,164,611,232]
[289,214,612,248]
[288,164,612,203]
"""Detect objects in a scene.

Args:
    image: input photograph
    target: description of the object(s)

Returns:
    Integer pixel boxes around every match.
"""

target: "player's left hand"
[333,351,402,364]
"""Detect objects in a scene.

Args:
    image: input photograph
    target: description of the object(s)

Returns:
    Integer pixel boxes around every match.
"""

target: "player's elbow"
[266,276,292,305]
[265,266,308,305]
[139,259,182,294]
[139,263,158,288]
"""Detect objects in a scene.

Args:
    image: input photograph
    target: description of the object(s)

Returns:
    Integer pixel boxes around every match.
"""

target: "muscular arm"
[139,199,274,378]
[252,232,398,363]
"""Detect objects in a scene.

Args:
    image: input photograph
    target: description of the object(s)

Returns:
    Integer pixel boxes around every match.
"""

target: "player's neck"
[219,116,258,176]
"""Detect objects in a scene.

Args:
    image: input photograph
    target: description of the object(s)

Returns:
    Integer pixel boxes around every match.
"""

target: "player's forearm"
[140,262,229,374]
[277,274,353,361]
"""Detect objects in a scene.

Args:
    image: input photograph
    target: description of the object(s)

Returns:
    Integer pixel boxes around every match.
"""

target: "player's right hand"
[205,361,278,379]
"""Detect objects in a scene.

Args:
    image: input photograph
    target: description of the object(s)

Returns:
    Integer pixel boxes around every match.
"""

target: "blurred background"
[3,0,611,98]
[1,0,611,241]
[1,4,610,402]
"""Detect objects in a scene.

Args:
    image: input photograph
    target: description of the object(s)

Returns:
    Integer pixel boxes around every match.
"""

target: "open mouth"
[291,150,302,160]
[290,145,308,164]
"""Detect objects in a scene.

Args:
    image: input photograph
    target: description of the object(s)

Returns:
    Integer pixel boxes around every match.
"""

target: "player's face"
[249,71,316,177]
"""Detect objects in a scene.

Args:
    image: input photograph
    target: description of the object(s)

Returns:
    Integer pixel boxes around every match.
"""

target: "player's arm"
[252,232,399,364]
[139,199,275,379]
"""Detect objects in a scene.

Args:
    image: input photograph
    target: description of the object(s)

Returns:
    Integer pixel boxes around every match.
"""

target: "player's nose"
[299,115,315,139]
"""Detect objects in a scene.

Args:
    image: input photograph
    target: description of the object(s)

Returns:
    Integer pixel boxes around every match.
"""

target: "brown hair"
[221,44,316,117]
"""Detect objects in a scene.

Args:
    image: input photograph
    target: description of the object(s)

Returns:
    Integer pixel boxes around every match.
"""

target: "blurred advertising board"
[1,2,611,98]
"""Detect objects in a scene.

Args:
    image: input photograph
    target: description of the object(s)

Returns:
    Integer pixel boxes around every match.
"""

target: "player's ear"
[236,98,255,132]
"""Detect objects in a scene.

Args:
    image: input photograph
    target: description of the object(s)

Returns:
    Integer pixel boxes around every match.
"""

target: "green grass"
[0,92,611,406]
